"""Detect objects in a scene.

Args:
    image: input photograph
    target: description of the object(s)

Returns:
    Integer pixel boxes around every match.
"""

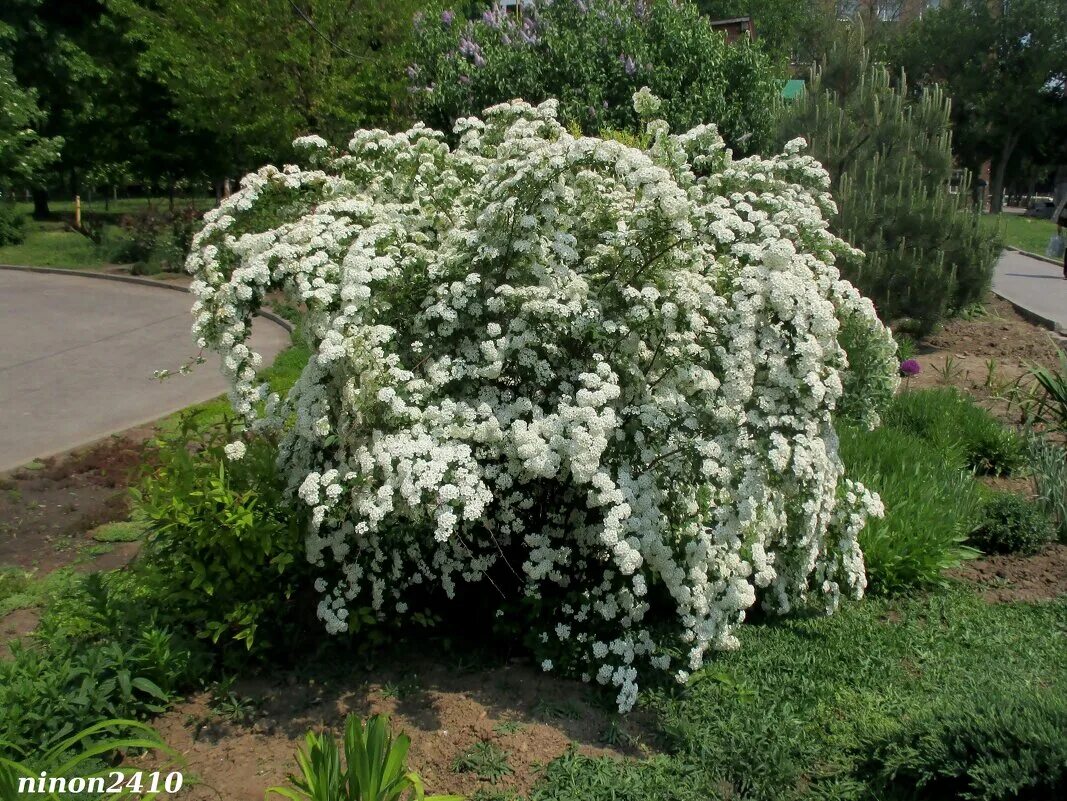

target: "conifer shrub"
[776,27,1000,335]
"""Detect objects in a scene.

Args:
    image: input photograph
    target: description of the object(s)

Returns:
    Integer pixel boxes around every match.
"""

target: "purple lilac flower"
[459,35,486,68]
[635,0,648,18]
[441,9,454,26]
[620,53,637,76]
[899,359,922,377]
[405,64,419,80]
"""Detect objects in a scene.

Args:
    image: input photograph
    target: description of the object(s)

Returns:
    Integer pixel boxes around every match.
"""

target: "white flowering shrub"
[187,92,897,710]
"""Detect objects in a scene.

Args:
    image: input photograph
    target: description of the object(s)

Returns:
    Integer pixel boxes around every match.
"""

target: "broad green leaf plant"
[267,714,461,801]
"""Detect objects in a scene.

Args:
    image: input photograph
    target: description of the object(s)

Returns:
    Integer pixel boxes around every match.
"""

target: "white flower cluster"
[187,92,897,711]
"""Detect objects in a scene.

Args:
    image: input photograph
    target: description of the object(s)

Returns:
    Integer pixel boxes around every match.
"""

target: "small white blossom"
[224,441,246,461]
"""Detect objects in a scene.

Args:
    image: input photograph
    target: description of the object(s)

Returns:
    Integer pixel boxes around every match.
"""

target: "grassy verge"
[981,213,1058,256]
[10,196,216,220]
[0,219,128,270]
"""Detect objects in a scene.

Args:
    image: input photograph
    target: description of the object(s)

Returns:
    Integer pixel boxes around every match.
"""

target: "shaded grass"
[534,590,1067,801]
[980,213,1058,257]
[10,196,216,220]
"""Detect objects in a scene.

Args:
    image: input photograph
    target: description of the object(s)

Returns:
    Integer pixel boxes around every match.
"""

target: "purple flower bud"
[620,53,637,76]
[441,9,454,26]
[899,359,922,377]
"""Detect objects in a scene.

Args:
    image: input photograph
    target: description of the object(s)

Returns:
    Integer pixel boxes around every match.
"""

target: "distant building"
[708,16,756,43]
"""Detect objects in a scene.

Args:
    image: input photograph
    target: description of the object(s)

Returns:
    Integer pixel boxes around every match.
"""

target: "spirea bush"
[409,0,778,153]
[186,92,897,710]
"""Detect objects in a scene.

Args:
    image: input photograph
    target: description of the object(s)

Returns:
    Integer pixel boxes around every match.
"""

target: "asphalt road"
[0,270,291,471]
[992,249,1067,332]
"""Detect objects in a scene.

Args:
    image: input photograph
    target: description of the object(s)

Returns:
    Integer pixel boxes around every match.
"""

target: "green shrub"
[864,690,1067,800]
[0,565,206,759]
[837,309,899,428]
[839,424,981,592]
[971,494,1054,556]
[135,415,311,661]
[1027,433,1067,542]
[775,25,998,335]
[409,0,778,151]
[884,389,1025,477]
[114,205,201,273]
[0,203,26,246]
[267,714,460,801]
[0,630,182,755]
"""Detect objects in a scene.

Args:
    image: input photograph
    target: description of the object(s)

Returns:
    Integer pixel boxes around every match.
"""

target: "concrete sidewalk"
[992,249,1067,332]
[0,269,290,471]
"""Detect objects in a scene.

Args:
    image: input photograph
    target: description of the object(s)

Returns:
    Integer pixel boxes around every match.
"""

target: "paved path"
[0,270,291,471]
[992,249,1067,332]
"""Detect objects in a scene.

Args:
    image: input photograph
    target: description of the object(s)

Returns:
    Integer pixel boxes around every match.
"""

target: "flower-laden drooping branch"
[186,91,898,711]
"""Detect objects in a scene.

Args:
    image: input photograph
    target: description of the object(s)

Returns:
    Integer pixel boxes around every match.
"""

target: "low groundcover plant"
[186,89,897,711]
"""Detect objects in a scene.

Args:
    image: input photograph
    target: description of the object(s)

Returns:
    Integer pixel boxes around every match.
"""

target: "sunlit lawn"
[0,220,127,270]
[981,212,1058,256]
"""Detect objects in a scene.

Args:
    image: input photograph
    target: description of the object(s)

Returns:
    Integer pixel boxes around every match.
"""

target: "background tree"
[0,50,61,189]
[0,0,111,217]
[695,0,838,67]
[894,0,1067,213]
[109,0,429,176]
[777,25,999,334]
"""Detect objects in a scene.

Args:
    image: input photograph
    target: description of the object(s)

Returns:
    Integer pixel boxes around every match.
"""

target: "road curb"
[0,263,294,333]
[991,248,1065,336]
[1003,245,1064,268]
[991,288,1064,334]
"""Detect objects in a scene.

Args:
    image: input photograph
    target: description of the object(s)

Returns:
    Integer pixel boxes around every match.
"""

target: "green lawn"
[0,219,128,269]
[10,195,216,219]
[536,589,1066,801]
[0,196,216,270]
[981,213,1058,256]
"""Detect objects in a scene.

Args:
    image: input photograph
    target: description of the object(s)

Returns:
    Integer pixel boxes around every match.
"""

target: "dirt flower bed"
[138,660,652,801]
[0,432,149,573]
[906,294,1063,425]
[949,544,1067,603]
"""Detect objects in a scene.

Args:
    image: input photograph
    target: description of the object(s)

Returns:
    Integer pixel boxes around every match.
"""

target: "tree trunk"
[31,188,51,220]
[989,132,1020,215]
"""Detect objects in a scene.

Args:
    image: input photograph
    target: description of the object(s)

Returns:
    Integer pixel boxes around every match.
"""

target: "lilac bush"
[409,0,778,152]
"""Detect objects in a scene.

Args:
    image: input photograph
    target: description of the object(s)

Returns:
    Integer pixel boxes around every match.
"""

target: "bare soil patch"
[948,544,1067,603]
[0,432,150,574]
[906,294,1063,425]
[138,659,652,801]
